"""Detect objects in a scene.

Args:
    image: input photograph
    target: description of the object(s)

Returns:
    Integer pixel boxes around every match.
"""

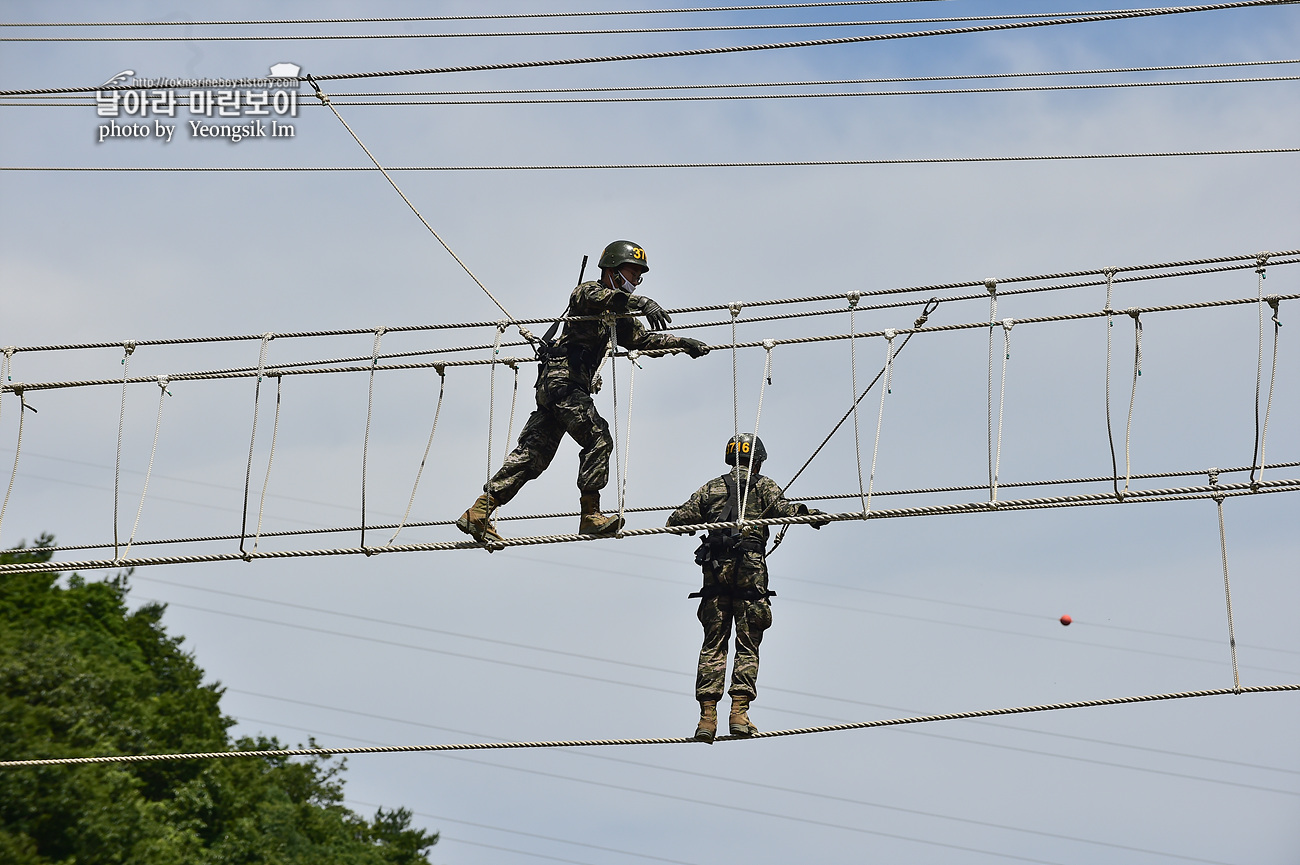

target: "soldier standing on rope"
[667,434,828,742]
[457,240,711,544]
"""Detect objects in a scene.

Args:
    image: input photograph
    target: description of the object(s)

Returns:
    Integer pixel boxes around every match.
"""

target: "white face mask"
[614,271,638,293]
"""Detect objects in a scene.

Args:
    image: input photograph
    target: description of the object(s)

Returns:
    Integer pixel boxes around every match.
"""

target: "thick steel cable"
[359,328,385,551]
[237,335,273,560]
[113,342,135,557]
[849,297,867,514]
[389,365,447,545]
[9,291,1300,397]
[122,378,169,559]
[993,319,1013,502]
[1212,489,1242,692]
[3,683,1294,768]
[30,459,1300,556]
[304,78,529,342]
[0,9,1218,42]
[0,3,958,28]
[2,477,1298,573]
[1250,255,1270,484]
[1124,313,1144,494]
[251,376,282,552]
[10,148,1300,168]
[0,251,1292,357]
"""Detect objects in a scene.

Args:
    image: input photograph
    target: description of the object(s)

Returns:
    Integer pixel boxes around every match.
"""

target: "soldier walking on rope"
[458,240,711,544]
[667,434,828,742]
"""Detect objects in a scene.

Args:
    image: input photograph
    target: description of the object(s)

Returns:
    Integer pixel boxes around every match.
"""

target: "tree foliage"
[0,536,437,864]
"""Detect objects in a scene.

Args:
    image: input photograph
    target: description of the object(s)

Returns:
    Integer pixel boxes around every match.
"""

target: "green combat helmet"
[725,433,767,467]
[598,240,649,273]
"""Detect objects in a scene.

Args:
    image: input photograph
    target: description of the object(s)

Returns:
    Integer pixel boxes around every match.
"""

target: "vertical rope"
[390,364,446,545]
[607,314,622,517]
[485,323,505,486]
[739,341,775,522]
[729,302,742,493]
[122,376,169,559]
[252,374,283,552]
[360,328,386,551]
[0,365,27,545]
[1250,254,1270,485]
[992,319,1014,503]
[984,280,997,500]
[1258,297,1282,486]
[848,294,867,515]
[1210,476,1242,693]
[866,330,896,512]
[1124,312,1143,494]
[114,341,136,558]
[617,351,641,527]
[238,333,273,560]
[1102,268,1121,500]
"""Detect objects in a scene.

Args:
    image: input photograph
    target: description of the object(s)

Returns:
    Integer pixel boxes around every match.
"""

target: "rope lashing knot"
[762,339,775,384]
[1266,295,1282,326]
[913,297,940,329]
[1001,318,1015,358]
[984,278,998,295]
[155,375,170,396]
[121,340,137,364]
[627,349,642,368]
[256,333,274,380]
[433,362,446,377]
[305,73,329,105]
[12,384,35,414]
[846,291,861,308]
[1255,251,1270,276]
[728,302,743,318]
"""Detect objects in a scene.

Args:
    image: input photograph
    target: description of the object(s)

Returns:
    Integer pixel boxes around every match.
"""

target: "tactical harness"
[690,472,775,601]
[535,291,612,394]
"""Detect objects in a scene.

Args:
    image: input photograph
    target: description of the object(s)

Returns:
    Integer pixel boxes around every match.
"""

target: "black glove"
[796,503,831,529]
[629,295,671,332]
[679,337,710,358]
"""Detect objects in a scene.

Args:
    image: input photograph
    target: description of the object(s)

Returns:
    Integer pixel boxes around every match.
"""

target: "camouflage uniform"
[486,280,699,505]
[667,466,805,702]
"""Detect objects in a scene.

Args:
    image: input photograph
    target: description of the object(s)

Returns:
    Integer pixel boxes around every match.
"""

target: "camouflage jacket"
[666,467,803,548]
[542,280,693,392]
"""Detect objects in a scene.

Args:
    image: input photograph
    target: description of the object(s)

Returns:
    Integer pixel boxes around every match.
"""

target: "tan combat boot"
[729,697,757,737]
[455,493,505,544]
[694,701,718,743]
[578,491,624,536]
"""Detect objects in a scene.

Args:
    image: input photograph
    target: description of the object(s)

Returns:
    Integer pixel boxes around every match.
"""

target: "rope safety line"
[113,341,136,557]
[866,330,897,511]
[251,375,282,551]
[606,313,624,521]
[0,348,25,545]
[238,334,273,560]
[992,319,1014,502]
[1250,253,1270,485]
[1103,269,1122,500]
[1124,310,1144,494]
[304,77,534,348]
[739,340,776,521]
[3,253,1295,357]
[360,328,385,552]
[2,477,1298,573]
[616,351,643,527]
[485,323,506,488]
[1257,295,1282,487]
[849,295,867,514]
[5,682,1294,767]
[121,377,170,559]
[389,364,447,545]
[1210,472,1242,692]
[982,279,993,499]
[29,459,1300,556]
[730,302,742,499]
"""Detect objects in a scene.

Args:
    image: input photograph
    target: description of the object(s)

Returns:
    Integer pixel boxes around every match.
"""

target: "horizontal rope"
[3,251,1292,356]
[32,459,1297,555]
[2,683,1294,767]
[1,1,1293,96]
[1,477,1295,574]
[0,2,954,28]
[0,10,1187,42]
[8,289,1294,394]
[7,149,1299,170]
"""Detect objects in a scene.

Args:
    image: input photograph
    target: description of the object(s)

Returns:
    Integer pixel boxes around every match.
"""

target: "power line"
[4,1,1293,96]
[0,2,958,28]
[0,10,1192,42]
[9,149,1298,170]
[4,683,1296,767]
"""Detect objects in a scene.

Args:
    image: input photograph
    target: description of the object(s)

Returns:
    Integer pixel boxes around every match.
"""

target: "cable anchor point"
[984,278,998,295]
[914,297,939,329]
[305,74,329,105]
[1255,251,1270,276]
[728,302,743,318]
[846,291,860,308]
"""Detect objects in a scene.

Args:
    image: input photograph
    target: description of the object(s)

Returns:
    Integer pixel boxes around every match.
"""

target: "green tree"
[0,535,437,864]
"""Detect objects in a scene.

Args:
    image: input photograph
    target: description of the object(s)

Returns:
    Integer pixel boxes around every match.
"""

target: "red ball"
[1059,614,1072,626]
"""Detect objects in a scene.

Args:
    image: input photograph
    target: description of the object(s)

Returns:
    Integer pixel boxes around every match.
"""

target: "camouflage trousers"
[695,594,772,702]
[485,381,612,505]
